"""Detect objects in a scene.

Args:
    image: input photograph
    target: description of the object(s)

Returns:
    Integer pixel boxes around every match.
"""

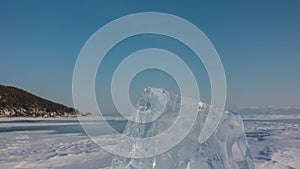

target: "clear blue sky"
[0,0,299,112]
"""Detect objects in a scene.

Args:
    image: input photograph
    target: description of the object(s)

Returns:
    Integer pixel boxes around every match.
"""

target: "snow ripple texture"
[111,87,254,169]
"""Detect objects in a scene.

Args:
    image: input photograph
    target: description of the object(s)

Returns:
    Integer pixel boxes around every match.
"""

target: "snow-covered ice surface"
[244,118,300,169]
[0,116,299,169]
[0,118,117,169]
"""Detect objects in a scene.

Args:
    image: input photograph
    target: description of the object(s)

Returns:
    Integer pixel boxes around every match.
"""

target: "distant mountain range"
[0,85,78,117]
[230,106,300,115]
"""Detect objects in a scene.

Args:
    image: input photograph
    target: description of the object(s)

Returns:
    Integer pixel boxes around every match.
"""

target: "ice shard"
[111,87,254,169]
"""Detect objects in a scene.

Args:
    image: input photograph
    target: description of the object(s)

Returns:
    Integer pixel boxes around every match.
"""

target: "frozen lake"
[0,115,299,169]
